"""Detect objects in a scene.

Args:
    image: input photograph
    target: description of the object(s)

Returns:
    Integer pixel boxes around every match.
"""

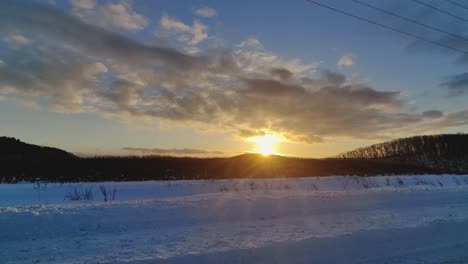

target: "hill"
[0,135,463,183]
[337,134,468,172]
[0,137,76,161]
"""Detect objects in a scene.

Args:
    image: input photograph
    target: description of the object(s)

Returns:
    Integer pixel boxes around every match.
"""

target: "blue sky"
[1,0,468,157]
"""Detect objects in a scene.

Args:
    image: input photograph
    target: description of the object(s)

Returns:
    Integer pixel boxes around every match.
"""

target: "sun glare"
[249,134,282,156]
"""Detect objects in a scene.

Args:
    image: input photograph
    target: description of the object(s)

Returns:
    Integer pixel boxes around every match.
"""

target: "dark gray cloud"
[301,69,347,88]
[0,43,104,112]
[122,147,223,155]
[436,109,468,127]
[99,80,143,107]
[441,73,468,96]
[270,68,293,80]
[423,110,444,119]
[0,1,228,71]
[243,79,307,97]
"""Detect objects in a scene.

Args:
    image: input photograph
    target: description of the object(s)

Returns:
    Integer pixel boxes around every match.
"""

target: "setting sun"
[249,134,282,155]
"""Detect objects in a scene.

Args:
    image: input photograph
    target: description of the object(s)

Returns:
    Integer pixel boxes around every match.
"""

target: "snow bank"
[1,175,468,207]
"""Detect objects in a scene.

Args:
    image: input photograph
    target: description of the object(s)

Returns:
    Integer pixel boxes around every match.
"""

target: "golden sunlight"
[249,134,282,155]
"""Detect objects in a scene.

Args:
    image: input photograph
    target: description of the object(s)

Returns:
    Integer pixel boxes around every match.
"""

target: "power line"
[412,0,468,22]
[353,0,468,43]
[304,0,468,54]
[447,0,468,12]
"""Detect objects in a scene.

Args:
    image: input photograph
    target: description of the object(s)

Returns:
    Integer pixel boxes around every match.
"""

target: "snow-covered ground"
[3,175,468,263]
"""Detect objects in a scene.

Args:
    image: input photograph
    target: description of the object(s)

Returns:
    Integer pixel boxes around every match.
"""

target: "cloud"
[0,2,202,69]
[99,79,142,107]
[195,7,217,18]
[223,70,408,143]
[0,44,107,112]
[423,110,444,119]
[441,72,468,96]
[234,39,319,76]
[436,110,468,127]
[70,0,95,9]
[122,147,223,155]
[237,38,264,50]
[3,34,32,49]
[417,109,468,132]
[1,1,468,145]
[158,15,208,45]
[270,68,293,80]
[337,54,355,68]
[71,0,149,31]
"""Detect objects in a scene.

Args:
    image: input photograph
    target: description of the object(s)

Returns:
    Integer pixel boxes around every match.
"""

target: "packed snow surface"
[3,175,468,263]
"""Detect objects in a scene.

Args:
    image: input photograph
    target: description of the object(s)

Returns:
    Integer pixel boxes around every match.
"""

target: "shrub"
[248,182,257,192]
[111,185,117,201]
[219,185,229,192]
[397,177,404,186]
[99,185,108,202]
[65,187,82,201]
[310,183,318,191]
[453,176,461,186]
[83,186,94,200]
[99,185,117,202]
[64,186,94,201]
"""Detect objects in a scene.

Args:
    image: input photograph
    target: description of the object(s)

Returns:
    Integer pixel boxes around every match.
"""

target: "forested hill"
[2,135,467,183]
[337,134,468,172]
[0,137,76,161]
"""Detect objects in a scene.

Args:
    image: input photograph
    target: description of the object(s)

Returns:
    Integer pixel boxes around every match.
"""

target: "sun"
[249,134,282,156]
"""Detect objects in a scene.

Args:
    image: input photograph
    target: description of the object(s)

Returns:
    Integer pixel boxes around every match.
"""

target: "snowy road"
[2,176,468,263]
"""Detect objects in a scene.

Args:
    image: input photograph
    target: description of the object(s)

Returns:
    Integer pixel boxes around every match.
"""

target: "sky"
[1,0,468,157]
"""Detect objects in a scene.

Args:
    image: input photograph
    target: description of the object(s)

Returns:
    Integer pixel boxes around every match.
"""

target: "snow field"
[3,175,468,263]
